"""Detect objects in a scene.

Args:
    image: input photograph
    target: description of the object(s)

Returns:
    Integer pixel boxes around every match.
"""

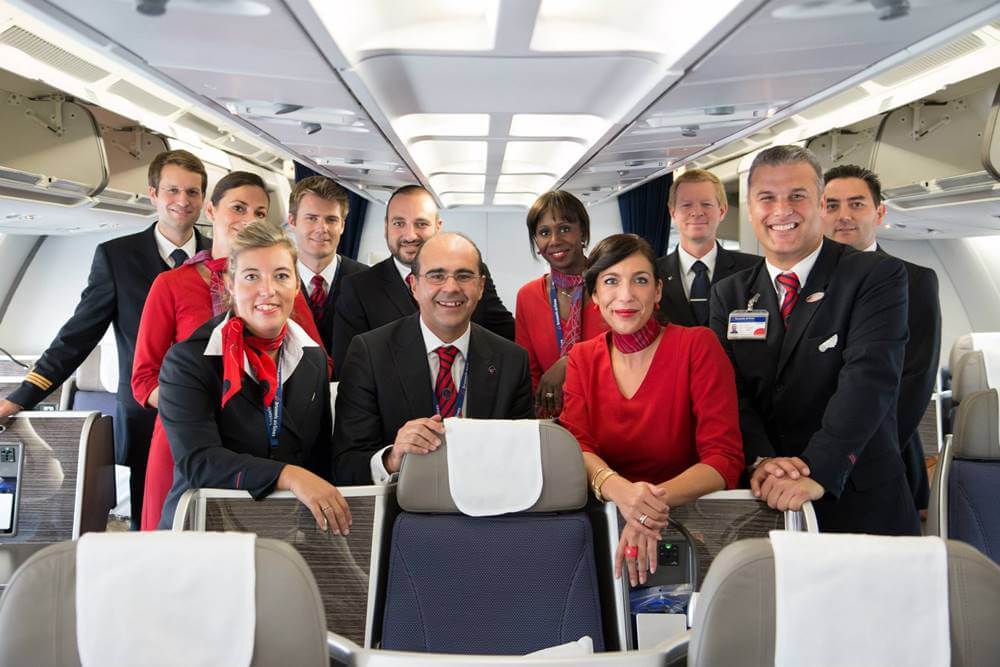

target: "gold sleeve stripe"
[24,372,53,391]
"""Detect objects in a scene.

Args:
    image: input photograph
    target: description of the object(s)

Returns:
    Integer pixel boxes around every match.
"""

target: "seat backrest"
[0,537,328,667]
[68,345,118,415]
[689,538,1000,667]
[952,350,990,404]
[381,421,604,654]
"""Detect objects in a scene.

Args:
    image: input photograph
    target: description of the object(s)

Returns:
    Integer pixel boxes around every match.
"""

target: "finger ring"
[624,545,638,559]
[638,513,648,526]
[544,392,555,398]
[320,505,332,512]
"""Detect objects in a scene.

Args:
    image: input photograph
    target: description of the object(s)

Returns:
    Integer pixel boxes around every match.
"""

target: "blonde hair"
[226,222,299,291]
[668,168,726,210]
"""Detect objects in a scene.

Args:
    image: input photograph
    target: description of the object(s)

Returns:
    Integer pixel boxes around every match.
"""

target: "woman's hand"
[146,387,159,409]
[615,520,661,586]
[603,477,669,536]
[277,465,352,534]
[535,356,569,417]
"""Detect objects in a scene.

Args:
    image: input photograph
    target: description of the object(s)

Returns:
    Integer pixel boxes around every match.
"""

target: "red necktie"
[309,274,327,322]
[777,272,800,327]
[435,345,459,417]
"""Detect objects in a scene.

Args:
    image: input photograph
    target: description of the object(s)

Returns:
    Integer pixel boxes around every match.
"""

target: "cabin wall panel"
[0,234,43,324]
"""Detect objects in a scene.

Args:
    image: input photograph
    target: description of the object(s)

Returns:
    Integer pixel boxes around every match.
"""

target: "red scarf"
[611,316,661,354]
[186,250,228,316]
[220,317,287,408]
[550,268,585,356]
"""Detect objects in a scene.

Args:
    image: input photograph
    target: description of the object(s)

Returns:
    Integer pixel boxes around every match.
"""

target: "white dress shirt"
[677,243,718,299]
[765,241,823,303]
[393,257,413,284]
[298,257,340,297]
[864,241,877,253]
[368,318,473,484]
[203,315,318,385]
[154,225,197,268]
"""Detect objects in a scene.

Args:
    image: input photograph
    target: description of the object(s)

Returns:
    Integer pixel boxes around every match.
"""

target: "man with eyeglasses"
[0,149,211,528]
[331,185,515,377]
[333,232,533,485]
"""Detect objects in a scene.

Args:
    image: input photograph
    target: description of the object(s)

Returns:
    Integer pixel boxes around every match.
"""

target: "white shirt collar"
[298,256,339,293]
[677,242,718,278]
[393,257,413,283]
[864,241,878,253]
[204,314,318,384]
[765,240,823,297]
[419,316,471,360]
[154,224,197,268]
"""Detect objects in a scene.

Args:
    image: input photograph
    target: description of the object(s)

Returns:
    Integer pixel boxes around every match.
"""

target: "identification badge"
[727,310,769,340]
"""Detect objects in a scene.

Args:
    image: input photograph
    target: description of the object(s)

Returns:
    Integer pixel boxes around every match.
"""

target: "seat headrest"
[949,334,976,374]
[396,420,587,513]
[952,351,989,403]
[952,388,1000,460]
[75,343,118,392]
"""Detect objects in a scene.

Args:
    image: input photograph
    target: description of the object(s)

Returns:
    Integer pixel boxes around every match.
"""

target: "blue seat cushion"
[948,459,1000,566]
[380,512,605,654]
[72,391,117,416]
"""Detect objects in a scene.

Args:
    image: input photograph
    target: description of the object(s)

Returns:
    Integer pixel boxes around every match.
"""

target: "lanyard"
[433,356,470,417]
[549,278,565,356]
[262,355,283,450]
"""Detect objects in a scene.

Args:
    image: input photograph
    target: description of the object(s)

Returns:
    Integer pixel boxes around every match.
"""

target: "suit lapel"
[377,258,418,318]
[141,223,170,273]
[233,356,311,442]
[391,316,435,416]
[466,327,498,418]
[777,240,840,376]
[194,228,211,253]
[662,252,696,325]
[747,264,784,351]
[713,244,737,284]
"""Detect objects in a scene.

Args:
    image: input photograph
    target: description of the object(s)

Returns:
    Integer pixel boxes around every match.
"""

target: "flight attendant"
[559,234,743,587]
[157,223,350,531]
[132,171,326,530]
[515,191,607,417]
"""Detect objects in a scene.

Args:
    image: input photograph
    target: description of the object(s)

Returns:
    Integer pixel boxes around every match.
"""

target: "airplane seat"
[0,534,328,666]
[380,420,604,655]
[687,536,1000,667]
[63,344,118,416]
[928,388,1000,565]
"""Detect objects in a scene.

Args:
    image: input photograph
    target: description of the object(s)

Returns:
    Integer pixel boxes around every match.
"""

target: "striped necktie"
[777,272,800,327]
[309,274,327,322]
[435,345,459,417]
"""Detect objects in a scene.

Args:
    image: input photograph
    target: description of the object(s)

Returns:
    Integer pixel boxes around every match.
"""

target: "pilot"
[709,145,919,536]
[331,185,515,377]
[656,169,759,327]
[822,164,941,513]
[558,233,744,587]
[514,190,607,418]
[286,176,367,358]
[0,149,211,529]
[156,223,350,532]
[332,232,533,485]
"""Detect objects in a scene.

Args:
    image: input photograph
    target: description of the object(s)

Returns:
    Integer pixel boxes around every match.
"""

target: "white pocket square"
[818,334,838,352]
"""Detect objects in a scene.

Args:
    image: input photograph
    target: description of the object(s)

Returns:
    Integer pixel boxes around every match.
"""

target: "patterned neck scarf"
[220,317,287,409]
[611,316,661,354]
[551,268,585,356]
[185,249,229,316]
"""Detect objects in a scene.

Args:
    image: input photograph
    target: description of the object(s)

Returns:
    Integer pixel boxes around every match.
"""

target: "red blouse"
[559,324,744,490]
[515,274,608,390]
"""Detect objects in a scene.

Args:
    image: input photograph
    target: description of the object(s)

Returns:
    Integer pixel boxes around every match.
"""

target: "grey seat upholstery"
[0,538,328,667]
[62,346,117,416]
[688,538,1000,667]
[951,350,991,405]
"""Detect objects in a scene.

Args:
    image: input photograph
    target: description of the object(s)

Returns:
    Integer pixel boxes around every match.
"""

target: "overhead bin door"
[806,115,884,173]
[91,106,168,217]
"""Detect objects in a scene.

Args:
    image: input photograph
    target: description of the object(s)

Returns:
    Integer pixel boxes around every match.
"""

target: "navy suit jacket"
[300,254,367,358]
[656,243,760,327]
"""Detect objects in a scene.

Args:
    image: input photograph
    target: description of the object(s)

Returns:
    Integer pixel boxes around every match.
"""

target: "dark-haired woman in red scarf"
[155,222,349,530]
[132,171,326,530]
[514,191,607,418]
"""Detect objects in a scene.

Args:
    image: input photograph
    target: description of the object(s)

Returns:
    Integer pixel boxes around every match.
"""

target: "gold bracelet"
[590,467,611,498]
[593,469,618,502]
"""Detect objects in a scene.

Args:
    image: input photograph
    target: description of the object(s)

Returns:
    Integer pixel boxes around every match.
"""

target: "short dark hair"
[148,149,207,194]
[386,185,438,219]
[824,164,883,205]
[525,190,591,253]
[210,171,270,207]
[289,175,350,218]
[747,145,823,196]
[584,233,659,297]
[411,231,486,277]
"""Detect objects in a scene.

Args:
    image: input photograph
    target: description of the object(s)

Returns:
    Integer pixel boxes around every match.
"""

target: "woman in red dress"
[132,171,325,530]
[558,233,744,586]
[514,191,607,417]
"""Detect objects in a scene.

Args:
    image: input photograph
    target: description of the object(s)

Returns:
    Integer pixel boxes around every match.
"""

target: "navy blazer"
[157,316,333,528]
[710,238,918,534]
[656,243,760,327]
[10,223,210,466]
[332,313,534,485]
[331,257,515,378]
[300,253,368,358]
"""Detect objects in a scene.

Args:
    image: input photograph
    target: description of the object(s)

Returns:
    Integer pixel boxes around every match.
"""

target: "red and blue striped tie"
[435,345,460,417]
[777,272,800,327]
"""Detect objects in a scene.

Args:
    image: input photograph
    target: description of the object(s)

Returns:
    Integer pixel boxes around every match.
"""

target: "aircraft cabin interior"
[0,1,999,665]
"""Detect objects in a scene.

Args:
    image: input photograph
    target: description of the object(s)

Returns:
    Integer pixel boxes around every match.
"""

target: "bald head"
[409,232,487,342]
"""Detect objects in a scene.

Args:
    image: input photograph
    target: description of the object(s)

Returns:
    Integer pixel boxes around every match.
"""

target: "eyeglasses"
[416,271,482,286]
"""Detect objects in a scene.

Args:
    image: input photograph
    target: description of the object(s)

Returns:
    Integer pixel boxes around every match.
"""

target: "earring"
[654,303,661,311]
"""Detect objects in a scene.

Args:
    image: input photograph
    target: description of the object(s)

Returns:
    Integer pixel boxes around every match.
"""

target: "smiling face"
[533,210,586,272]
[229,245,299,339]
[670,179,726,248]
[289,192,345,265]
[385,190,442,266]
[822,176,885,250]
[593,251,663,335]
[207,185,270,254]
[748,161,825,270]
[409,234,485,342]
[149,163,204,236]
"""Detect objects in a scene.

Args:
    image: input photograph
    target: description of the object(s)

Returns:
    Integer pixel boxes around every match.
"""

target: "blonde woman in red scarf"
[155,222,349,531]
[132,171,326,530]
[514,191,608,418]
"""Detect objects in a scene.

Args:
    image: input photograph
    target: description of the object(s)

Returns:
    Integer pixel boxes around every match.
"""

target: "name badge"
[727,310,769,340]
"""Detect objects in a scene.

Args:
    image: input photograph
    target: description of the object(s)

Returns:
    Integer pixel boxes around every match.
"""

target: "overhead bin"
[88,106,167,217]
[805,115,884,173]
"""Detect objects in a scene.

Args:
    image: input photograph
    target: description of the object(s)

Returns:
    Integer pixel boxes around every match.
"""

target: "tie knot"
[777,272,800,292]
[692,260,708,275]
[436,345,458,369]
[310,274,325,290]
[169,248,188,268]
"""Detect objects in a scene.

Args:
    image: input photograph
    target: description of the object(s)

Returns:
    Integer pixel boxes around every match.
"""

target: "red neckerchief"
[550,268,585,355]
[186,250,228,316]
[220,317,286,408]
[611,316,661,354]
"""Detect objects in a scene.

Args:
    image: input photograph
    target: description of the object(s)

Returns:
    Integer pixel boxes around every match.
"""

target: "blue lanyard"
[549,278,565,355]
[262,355,283,450]
[433,356,470,417]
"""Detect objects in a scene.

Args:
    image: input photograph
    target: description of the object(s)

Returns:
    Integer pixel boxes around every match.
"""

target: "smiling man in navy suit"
[710,145,919,535]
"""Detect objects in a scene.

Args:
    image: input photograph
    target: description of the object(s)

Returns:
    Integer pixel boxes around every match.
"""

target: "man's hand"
[535,356,569,417]
[758,475,824,512]
[750,456,811,497]
[384,414,446,474]
[0,399,22,424]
